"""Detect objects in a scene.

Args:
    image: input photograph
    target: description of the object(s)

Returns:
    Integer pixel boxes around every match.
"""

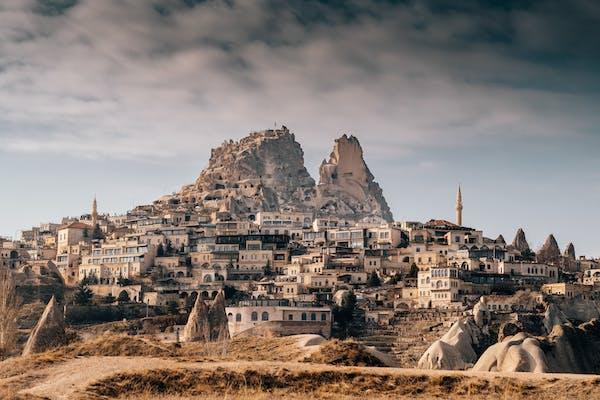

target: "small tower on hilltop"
[92,195,98,227]
[455,185,463,226]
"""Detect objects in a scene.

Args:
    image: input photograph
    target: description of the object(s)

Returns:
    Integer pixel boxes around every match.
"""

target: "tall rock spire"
[22,296,65,355]
[537,234,561,265]
[564,242,576,260]
[511,228,530,252]
[455,185,463,226]
[316,134,393,222]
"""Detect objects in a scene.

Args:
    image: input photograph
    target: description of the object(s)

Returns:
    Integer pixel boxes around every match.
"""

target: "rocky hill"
[162,127,316,216]
[317,134,393,222]
[158,127,393,222]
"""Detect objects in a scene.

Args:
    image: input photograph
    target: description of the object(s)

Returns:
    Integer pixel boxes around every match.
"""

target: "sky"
[1,0,599,256]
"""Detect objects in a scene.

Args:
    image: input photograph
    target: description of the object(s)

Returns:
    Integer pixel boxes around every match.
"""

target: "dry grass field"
[1,333,600,400]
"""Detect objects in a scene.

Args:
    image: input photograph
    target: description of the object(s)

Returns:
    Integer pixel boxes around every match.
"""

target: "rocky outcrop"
[472,332,549,373]
[473,320,600,374]
[183,291,230,342]
[158,128,393,223]
[182,295,210,342]
[564,242,576,260]
[473,297,490,328]
[418,319,483,370]
[543,303,569,334]
[165,127,316,218]
[545,319,600,373]
[497,321,522,342]
[22,296,65,355]
[537,234,561,264]
[511,228,530,252]
[317,135,393,222]
[208,290,230,342]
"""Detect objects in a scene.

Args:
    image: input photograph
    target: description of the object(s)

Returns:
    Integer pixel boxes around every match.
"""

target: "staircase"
[357,312,461,367]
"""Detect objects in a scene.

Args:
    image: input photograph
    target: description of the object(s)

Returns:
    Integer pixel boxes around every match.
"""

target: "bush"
[74,284,94,305]
[65,304,163,325]
[66,305,124,325]
[367,272,381,287]
[103,294,116,304]
[117,290,131,303]
[167,301,179,315]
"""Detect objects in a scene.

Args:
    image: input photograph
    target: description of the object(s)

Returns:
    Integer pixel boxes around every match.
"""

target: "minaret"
[455,185,463,226]
[92,196,98,226]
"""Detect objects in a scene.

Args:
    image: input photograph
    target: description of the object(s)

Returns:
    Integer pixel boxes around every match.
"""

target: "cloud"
[0,0,599,162]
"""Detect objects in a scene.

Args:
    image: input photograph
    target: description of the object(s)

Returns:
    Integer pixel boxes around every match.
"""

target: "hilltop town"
[2,127,600,398]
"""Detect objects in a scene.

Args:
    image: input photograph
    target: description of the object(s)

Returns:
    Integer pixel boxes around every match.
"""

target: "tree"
[333,291,357,338]
[81,275,98,285]
[264,259,273,276]
[165,240,173,255]
[103,293,116,304]
[224,285,250,304]
[521,249,536,262]
[408,263,419,278]
[388,272,402,285]
[74,284,94,305]
[117,277,133,286]
[156,243,165,257]
[151,265,165,282]
[92,224,104,240]
[167,300,179,315]
[117,290,130,303]
[0,266,19,357]
[367,271,381,287]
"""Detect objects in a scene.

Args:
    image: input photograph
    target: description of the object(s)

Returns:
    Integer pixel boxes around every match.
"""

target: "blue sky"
[1,0,599,256]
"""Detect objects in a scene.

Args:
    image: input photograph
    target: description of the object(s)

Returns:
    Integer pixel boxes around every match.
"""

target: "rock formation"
[537,234,561,264]
[543,303,569,334]
[564,242,576,260]
[158,128,393,223]
[418,319,483,370]
[208,290,230,342]
[473,297,490,328]
[22,296,65,356]
[545,319,600,373]
[497,321,522,342]
[511,228,530,252]
[472,332,549,373]
[317,134,393,222]
[183,290,230,342]
[473,319,600,374]
[164,127,316,218]
[182,295,210,342]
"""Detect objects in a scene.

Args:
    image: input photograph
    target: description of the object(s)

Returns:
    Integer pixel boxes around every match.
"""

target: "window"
[261,312,269,321]
[301,313,307,321]
[310,313,316,321]
[251,311,258,321]
[288,314,293,321]
[236,313,242,322]
[321,313,327,321]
